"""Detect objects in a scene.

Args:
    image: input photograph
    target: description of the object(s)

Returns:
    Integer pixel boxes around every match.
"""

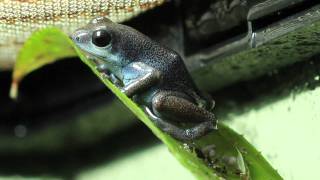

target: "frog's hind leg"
[144,106,214,141]
[144,91,217,141]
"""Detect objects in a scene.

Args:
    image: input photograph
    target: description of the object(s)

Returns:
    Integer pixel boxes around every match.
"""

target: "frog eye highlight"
[92,30,111,47]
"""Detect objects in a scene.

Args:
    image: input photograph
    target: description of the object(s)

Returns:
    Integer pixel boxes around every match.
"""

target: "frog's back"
[139,41,194,87]
[114,24,199,93]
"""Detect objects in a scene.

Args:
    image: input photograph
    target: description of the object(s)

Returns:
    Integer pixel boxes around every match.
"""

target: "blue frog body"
[71,17,216,141]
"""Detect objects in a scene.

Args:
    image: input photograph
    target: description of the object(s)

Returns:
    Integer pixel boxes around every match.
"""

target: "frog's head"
[71,17,115,61]
[71,16,146,67]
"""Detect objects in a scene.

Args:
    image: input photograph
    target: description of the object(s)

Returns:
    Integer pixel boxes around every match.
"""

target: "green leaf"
[11,27,283,180]
[10,27,77,99]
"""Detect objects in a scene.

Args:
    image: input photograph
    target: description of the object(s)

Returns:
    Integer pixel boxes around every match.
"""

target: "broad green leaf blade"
[11,27,283,180]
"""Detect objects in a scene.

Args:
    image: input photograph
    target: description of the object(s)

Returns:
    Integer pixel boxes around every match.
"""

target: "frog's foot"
[94,64,123,87]
[143,91,217,141]
[95,63,110,74]
[144,106,214,141]
[99,72,123,88]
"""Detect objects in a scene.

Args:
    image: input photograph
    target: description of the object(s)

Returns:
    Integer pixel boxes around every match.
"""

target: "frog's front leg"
[121,62,161,97]
[145,91,216,141]
[95,63,123,87]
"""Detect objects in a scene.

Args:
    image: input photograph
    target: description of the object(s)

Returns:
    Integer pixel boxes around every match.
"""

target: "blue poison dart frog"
[71,17,217,141]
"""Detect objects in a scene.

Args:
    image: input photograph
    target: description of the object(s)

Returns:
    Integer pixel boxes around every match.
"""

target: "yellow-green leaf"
[10,28,77,99]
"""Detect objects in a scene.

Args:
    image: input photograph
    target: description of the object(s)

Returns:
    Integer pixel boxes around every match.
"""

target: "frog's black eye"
[92,30,111,47]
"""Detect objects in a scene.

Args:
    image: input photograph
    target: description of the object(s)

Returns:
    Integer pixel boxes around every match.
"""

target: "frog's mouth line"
[76,47,105,62]
[77,49,116,73]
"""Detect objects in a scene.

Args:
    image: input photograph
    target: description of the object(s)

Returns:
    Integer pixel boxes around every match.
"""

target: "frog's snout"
[71,29,90,46]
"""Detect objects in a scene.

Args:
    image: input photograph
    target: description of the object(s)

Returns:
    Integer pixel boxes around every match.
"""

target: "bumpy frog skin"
[71,17,217,141]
